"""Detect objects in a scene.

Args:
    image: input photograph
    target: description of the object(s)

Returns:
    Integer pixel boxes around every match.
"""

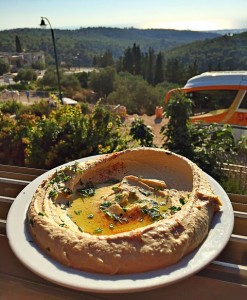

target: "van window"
[239,92,247,109]
[187,90,238,115]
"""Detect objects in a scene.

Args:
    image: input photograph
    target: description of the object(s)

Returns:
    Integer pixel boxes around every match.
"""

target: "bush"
[0,100,24,115]
[24,101,129,168]
[161,90,193,158]
[130,118,154,147]
[161,90,237,182]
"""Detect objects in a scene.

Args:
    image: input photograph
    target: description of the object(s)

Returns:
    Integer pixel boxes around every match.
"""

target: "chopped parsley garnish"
[112,214,128,224]
[122,207,127,212]
[68,162,81,173]
[115,193,124,202]
[66,201,72,207]
[112,185,120,191]
[49,189,58,198]
[50,170,71,185]
[77,182,95,197]
[62,187,73,195]
[99,201,112,210]
[47,170,73,199]
[94,227,103,234]
[169,206,181,213]
[74,210,82,215]
[179,197,186,205]
[38,211,45,216]
[141,206,164,221]
[78,226,83,232]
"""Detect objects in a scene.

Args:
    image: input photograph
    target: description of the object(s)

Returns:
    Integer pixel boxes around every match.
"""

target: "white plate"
[6,156,234,294]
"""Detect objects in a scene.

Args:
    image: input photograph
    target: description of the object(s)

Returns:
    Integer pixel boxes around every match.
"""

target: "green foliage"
[154,52,164,85]
[0,100,24,115]
[130,118,154,147]
[0,28,218,67]
[39,68,59,90]
[118,45,165,86]
[0,100,128,169]
[0,99,53,117]
[161,91,237,182]
[38,68,82,98]
[75,72,89,88]
[165,58,186,84]
[161,91,193,158]
[19,100,53,117]
[93,50,114,67]
[0,113,39,166]
[107,72,164,114]
[15,35,22,53]
[14,68,37,84]
[164,31,247,73]
[0,59,9,75]
[221,176,247,195]
[26,104,125,168]
[60,73,81,97]
[89,67,116,97]
[189,123,236,181]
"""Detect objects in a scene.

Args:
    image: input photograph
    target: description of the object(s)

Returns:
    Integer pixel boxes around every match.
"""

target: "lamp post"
[40,17,63,102]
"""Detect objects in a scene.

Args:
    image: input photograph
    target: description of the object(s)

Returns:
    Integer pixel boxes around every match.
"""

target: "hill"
[0,27,219,66]
[164,31,247,72]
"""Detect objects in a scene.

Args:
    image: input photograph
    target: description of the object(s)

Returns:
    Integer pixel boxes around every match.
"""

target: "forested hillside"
[0,27,219,66]
[164,31,247,72]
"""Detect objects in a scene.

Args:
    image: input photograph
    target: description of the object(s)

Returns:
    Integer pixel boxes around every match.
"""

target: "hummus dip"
[27,148,222,274]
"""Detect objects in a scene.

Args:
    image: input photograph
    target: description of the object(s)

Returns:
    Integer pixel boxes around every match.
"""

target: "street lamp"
[40,17,63,102]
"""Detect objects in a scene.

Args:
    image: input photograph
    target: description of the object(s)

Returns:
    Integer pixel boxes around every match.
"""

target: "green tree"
[130,118,154,147]
[89,67,116,97]
[14,68,37,84]
[189,123,236,181]
[121,43,142,75]
[25,102,128,168]
[165,58,185,84]
[161,90,236,182]
[100,50,114,67]
[0,59,9,75]
[107,72,161,114]
[39,68,59,89]
[61,74,81,97]
[15,35,22,53]
[146,47,155,85]
[132,43,142,75]
[75,71,89,88]
[122,46,133,73]
[161,90,193,158]
[154,52,164,85]
[186,59,198,79]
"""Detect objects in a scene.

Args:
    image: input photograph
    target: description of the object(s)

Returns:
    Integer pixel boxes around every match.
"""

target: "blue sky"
[1,0,247,31]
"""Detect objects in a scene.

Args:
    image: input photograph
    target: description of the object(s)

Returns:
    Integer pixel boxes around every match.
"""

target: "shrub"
[130,118,154,147]
[25,101,129,168]
[161,90,237,182]
[161,90,193,158]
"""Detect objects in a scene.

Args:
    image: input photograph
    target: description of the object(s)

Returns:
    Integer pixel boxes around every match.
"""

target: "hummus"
[27,148,222,274]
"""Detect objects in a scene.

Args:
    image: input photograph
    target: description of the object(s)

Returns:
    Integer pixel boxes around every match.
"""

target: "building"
[0,51,45,72]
